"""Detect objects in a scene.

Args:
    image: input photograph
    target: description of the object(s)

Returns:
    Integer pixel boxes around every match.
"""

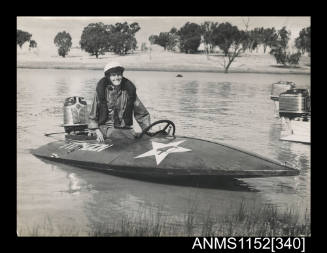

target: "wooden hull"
[32,134,300,187]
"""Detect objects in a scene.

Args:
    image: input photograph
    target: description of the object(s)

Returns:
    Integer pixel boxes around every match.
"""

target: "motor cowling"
[270,81,296,101]
[62,96,89,133]
[279,89,310,119]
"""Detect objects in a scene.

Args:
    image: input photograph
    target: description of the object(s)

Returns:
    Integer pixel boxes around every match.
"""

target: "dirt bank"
[17,49,311,75]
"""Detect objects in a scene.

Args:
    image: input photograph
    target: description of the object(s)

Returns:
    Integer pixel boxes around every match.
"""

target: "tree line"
[148,22,310,56]
[17,22,140,58]
[17,20,310,72]
[17,30,37,50]
[79,22,140,58]
[148,21,310,72]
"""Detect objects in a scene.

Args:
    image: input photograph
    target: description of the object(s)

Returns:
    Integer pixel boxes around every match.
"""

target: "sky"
[17,16,310,54]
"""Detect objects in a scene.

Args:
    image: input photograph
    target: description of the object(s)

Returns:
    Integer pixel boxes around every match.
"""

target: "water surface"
[17,68,310,235]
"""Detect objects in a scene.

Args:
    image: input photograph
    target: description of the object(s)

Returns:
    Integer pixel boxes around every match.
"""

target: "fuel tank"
[279,89,310,119]
[270,81,296,101]
[62,96,89,133]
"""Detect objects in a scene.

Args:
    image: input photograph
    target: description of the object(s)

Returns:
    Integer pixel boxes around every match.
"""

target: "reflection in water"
[212,82,232,115]
[17,68,310,234]
[39,157,258,193]
[177,80,199,113]
[50,163,262,231]
[122,175,259,192]
[213,81,232,98]
[67,173,81,194]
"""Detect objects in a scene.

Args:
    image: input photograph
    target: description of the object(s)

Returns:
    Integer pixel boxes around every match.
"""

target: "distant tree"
[209,21,251,73]
[141,42,148,51]
[177,22,202,53]
[270,47,301,66]
[108,32,137,55]
[242,28,263,53]
[148,35,159,60]
[170,27,178,34]
[107,22,140,55]
[211,22,242,57]
[270,46,287,65]
[295,27,311,55]
[155,32,170,50]
[261,27,278,53]
[167,32,179,51]
[241,30,255,53]
[17,29,32,48]
[28,40,37,51]
[129,22,141,34]
[288,52,302,65]
[80,23,109,58]
[270,27,301,66]
[54,31,72,57]
[148,35,158,45]
[148,30,178,52]
[200,21,219,57]
[277,26,290,49]
[167,27,180,51]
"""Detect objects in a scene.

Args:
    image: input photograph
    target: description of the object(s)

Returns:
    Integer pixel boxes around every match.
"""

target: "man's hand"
[95,129,105,143]
[130,129,142,138]
[87,129,96,137]
[146,132,155,137]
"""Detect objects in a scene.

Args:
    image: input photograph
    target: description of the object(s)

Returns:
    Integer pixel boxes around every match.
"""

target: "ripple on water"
[17,69,310,234]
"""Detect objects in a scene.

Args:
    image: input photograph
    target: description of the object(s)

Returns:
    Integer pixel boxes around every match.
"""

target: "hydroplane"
[32,118,300,189]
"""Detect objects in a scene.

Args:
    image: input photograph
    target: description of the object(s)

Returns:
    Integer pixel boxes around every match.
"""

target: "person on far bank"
[88,62,151,142]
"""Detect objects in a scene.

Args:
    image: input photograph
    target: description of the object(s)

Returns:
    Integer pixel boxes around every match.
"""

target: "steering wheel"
[138,120,175,138]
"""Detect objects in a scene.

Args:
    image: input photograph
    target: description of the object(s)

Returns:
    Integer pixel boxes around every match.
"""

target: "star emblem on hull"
[135,140,192,165]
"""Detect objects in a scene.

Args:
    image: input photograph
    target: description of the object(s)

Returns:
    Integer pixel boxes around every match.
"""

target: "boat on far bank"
[270,81,311,144]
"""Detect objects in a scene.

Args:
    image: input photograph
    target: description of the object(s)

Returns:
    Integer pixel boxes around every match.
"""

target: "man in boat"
[88,62,151,142]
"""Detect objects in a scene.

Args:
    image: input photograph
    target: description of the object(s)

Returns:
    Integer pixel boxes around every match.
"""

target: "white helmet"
[104,61,124,75]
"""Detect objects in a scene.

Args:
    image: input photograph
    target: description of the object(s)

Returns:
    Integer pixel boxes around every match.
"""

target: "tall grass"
[17,201,310,237]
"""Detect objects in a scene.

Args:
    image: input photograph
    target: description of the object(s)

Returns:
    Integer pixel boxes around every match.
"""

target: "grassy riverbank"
[17,201,310,237]
[91,203,310,237]
[17,48,310,75]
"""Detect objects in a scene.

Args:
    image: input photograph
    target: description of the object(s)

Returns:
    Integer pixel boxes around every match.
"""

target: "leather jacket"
[88,76,151,130]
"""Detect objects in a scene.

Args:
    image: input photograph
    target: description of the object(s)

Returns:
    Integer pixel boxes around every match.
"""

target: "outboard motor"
[270,81,296,101]
[279,89,311,120]
[62,96,89,134]
[270,81,296,117]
